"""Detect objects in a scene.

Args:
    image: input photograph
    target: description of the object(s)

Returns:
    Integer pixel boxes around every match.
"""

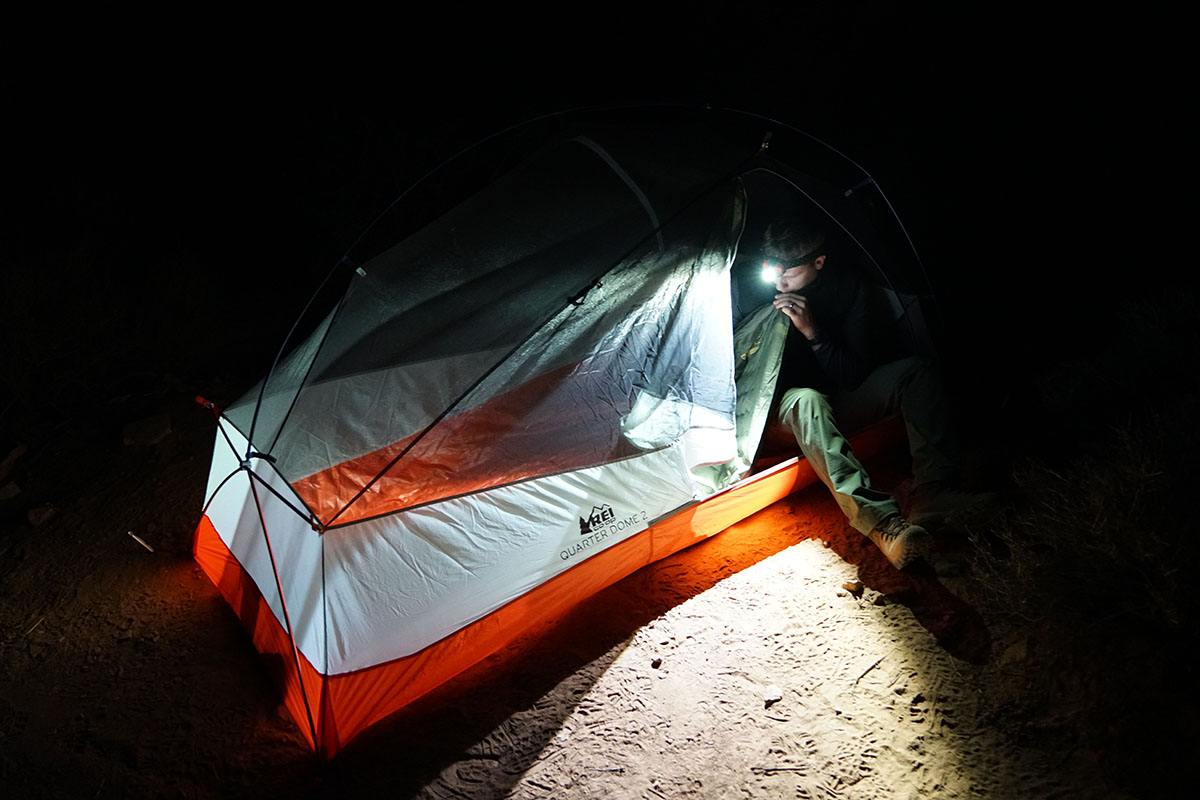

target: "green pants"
[776,356,960,534]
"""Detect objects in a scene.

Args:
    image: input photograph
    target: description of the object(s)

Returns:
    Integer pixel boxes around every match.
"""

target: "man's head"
[762,220,827,293]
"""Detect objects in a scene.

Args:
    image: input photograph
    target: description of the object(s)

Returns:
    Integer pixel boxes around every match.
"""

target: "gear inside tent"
[192,106,937,757]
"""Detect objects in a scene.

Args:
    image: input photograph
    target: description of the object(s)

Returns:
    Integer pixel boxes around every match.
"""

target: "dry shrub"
[963,286,1199,796]
[972,415,1192,631]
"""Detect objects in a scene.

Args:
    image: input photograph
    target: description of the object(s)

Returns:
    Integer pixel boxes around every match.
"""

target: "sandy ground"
[0,398,1132,800]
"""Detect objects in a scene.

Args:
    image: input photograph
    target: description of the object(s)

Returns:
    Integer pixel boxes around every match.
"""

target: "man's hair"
[762,220,827,262]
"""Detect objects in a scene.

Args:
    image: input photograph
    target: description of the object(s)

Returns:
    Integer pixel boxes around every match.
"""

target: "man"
[757,219,991,569]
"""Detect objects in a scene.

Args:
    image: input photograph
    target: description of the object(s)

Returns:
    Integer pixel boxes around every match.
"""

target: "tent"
[192,106,937,757]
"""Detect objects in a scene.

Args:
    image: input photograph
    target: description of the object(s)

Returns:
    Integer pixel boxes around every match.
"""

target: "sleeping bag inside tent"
[192,108,937,757]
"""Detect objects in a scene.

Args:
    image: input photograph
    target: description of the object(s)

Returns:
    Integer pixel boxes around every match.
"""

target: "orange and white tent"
[192,107,936,757]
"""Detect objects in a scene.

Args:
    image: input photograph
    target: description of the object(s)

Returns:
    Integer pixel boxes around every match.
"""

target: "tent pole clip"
[242,451,278,470]
[340,255,366,278]
[843,177,875,197]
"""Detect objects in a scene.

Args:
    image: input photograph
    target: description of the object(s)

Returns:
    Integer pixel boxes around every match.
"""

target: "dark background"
[1,4,1163,454]
[1,10,1193,797]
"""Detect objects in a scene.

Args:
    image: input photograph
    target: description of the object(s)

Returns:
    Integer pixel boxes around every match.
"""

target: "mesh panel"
[224,309,336,451]
[297,185,745,526]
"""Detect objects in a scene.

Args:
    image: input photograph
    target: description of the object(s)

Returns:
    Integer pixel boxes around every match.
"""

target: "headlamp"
[760,246,824,283]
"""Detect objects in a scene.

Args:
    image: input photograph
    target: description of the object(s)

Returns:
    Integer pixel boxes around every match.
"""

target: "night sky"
[2,5,1152,451]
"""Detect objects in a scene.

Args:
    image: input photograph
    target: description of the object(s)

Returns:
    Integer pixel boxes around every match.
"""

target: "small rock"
[0,481,20,501]
[27,505,56,527]
[650,657,663,669]
[763,685,783,707]
[841,580,864,599]
[872,593,891,607]
[999,638,1028,667]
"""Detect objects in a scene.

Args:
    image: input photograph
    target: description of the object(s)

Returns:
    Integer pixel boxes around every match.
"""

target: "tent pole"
[246,468,320,528]
[247,473,319,750]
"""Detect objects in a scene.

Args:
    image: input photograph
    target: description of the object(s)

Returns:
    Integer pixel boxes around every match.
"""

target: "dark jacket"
[774,259,896,401]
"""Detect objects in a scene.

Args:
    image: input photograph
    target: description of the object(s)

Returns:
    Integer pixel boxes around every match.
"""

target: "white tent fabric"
[204,423,327,668]
[203,182,749,673]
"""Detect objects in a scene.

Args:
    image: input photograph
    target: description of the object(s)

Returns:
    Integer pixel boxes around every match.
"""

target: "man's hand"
[773,293,818,340]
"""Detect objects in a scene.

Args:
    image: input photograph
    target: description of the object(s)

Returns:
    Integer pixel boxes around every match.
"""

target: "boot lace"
[877,515,910,540]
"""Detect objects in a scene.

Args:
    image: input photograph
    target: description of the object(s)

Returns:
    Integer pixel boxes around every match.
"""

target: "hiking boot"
[867,515,932,570]
[909,481,1001,526]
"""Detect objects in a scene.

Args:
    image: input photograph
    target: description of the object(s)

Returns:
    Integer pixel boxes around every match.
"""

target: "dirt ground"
[0,390,1145,800]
